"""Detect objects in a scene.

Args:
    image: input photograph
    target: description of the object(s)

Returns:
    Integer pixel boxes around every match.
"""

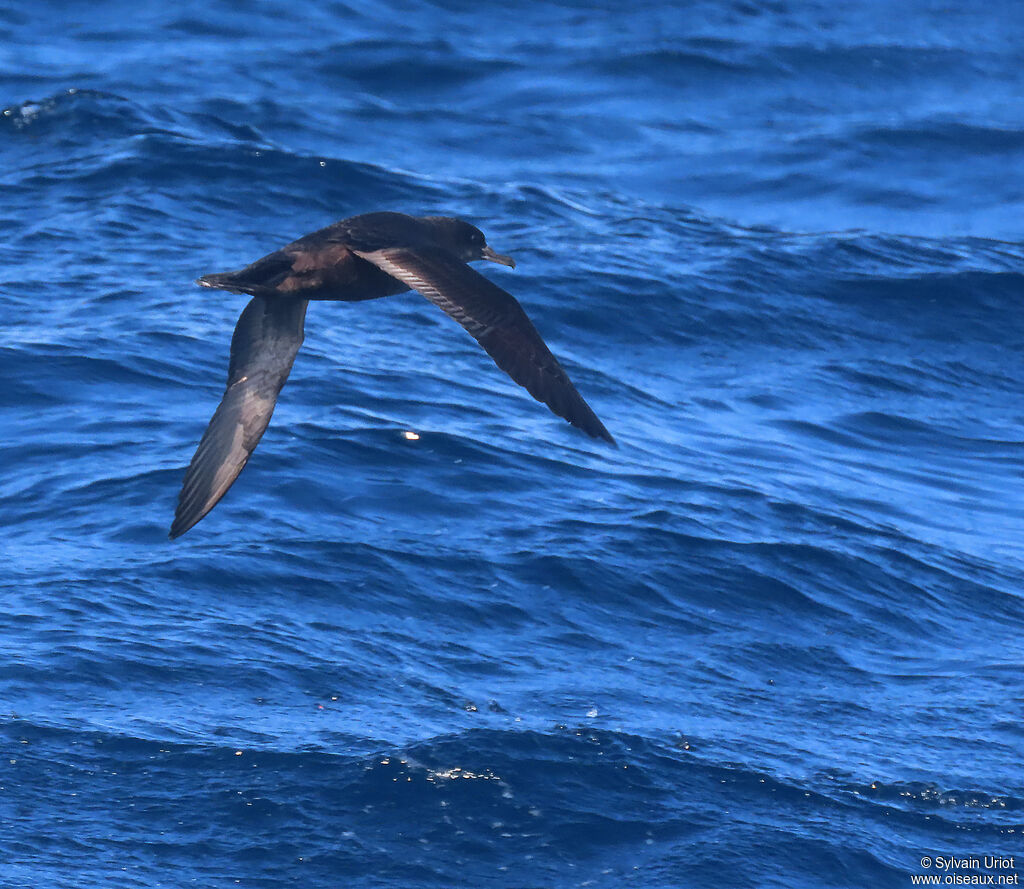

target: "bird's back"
[197,215,417,301]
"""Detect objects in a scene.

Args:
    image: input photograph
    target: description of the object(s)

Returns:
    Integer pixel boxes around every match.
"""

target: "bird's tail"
[196,270,253,294]
[196,251,294,295]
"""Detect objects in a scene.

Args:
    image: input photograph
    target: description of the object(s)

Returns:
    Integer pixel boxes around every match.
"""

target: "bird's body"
[196,212,428,301]
[171,211,614,539]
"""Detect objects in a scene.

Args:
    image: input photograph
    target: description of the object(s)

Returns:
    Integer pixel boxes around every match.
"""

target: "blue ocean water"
[2,1,1023,886]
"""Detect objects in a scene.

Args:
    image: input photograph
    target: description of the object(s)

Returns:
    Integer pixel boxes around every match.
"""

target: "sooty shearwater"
[170,211,615,539]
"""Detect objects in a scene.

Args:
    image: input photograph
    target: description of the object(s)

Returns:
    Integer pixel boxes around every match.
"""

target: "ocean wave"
[4,6,1024,886]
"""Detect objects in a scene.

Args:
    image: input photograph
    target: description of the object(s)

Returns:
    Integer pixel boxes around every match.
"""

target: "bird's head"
[422,216,516,268]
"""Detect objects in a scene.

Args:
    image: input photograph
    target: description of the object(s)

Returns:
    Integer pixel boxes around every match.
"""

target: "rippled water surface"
[3,2,1023,888]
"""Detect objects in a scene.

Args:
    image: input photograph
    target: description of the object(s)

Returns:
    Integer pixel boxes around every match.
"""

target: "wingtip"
[579,412,616,447]
[169,502,204,540]
[567,416,616,446]
[591,423,617,447]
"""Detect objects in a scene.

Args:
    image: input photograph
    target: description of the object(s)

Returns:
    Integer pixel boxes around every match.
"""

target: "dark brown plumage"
[170,211,614,539]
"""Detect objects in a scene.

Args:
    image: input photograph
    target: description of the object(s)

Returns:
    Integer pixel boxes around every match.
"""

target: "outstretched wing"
[354,246,615,444]
[170,296,309,539]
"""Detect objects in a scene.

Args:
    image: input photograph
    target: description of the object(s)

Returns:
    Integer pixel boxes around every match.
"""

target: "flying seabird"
[170,211,614,539]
